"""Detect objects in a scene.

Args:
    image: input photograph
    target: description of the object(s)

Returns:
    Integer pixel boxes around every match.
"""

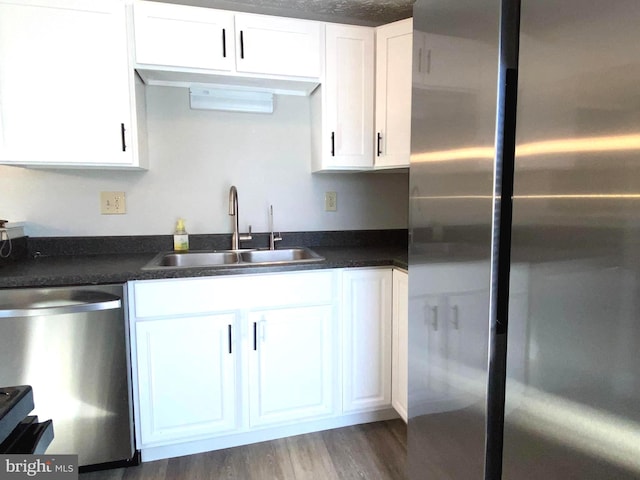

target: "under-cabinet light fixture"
[189,87,274,113]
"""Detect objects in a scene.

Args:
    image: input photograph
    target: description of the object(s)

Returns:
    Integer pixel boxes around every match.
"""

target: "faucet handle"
[269,231,282,250]
[240,225,252,242]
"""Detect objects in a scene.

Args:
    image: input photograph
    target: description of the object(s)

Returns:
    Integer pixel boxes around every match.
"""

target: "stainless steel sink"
[240,247,324,264]
[143,247,324,270]
[152,251,241,268]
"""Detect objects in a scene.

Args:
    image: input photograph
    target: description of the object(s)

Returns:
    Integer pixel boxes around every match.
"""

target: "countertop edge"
[0,247,408,289]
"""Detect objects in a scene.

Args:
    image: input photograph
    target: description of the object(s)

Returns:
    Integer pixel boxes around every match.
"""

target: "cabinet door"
[234,14,321,78]
[0,0,135,166]
[392,269,408,422]
[136,314,237,445]
[375,19,412,169]
[342,269,392,413]
[133,1,234,71]
[249,305,335,428]
[323,24,374,169]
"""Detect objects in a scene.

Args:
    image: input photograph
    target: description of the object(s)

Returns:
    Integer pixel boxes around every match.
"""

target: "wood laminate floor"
[81,420,407,480]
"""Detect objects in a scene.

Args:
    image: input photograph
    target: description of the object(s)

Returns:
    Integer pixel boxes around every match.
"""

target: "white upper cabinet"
[375,18,412,169]
[133,2,322,82]
[234,14,321,78]
[133,1,234,72]
[312,24,374,171]
[0,0,145,168]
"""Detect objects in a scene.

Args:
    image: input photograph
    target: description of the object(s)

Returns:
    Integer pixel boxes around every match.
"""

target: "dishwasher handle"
[0,291,122,318]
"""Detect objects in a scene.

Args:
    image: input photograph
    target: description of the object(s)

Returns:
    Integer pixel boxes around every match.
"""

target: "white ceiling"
[154,0,414,26]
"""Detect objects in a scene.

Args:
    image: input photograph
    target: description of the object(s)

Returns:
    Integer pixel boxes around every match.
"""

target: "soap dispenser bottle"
[173,218,189,251]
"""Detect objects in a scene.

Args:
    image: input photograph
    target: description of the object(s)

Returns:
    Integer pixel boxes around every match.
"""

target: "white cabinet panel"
[375,19,412,169]
[133,0,234,71]
[234,14,321,78]
[133,271,335,318]
[315,24,374,170]
[342,268,392,412]
[392,269,408,422]
[249,305,335,427]
[136,314,238,445]
[0,0,143,167]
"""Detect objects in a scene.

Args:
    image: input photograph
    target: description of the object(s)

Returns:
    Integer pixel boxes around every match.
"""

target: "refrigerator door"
[408,0,500,477]
[504,0,640,478]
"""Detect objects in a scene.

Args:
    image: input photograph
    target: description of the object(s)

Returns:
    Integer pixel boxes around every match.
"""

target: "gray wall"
[0,86,408,237]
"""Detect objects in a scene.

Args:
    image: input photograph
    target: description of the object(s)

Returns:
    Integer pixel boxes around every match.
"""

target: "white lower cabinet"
[249,305,335,427]
[342,268,392,412]
[135,314,238,444]
[129,268,399,461]
[391,269,408,422]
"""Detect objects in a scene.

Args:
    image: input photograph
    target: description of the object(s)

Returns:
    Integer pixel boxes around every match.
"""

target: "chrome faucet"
[268,205,282,250]
[228,186,252,250]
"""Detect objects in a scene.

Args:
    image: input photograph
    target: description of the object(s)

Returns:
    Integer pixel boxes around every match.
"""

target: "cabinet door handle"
[418,47,423,73]
[331,132,335,156]
[451,305,459,330]
[377,132,382,156]
[228,324,232,354]
[240,30,245,59]
[253,321,257,350]
[222,28,226,58]
[426,49,432,74]
[120,123,126,152]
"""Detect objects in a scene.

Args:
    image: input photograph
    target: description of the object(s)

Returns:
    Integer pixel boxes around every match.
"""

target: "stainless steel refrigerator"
[408,0,640,478]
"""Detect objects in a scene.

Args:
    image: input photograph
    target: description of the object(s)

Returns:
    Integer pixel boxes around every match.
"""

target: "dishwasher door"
[0,284,134,468]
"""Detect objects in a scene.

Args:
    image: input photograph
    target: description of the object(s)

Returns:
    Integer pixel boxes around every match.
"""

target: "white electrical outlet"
[325,192,337,211]
[100,192,127,214]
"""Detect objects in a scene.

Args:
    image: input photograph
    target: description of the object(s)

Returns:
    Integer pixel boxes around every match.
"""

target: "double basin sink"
[144,247,325,270]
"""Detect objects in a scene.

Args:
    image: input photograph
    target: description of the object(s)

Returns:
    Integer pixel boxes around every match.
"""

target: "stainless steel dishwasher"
[0,284,135,469]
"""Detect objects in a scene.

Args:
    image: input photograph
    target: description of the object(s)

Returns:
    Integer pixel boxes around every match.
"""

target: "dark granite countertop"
[0,246,407,289]
[0,231,409,289]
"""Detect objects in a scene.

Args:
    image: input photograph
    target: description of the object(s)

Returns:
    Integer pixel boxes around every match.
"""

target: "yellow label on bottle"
[174,234,189,251]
